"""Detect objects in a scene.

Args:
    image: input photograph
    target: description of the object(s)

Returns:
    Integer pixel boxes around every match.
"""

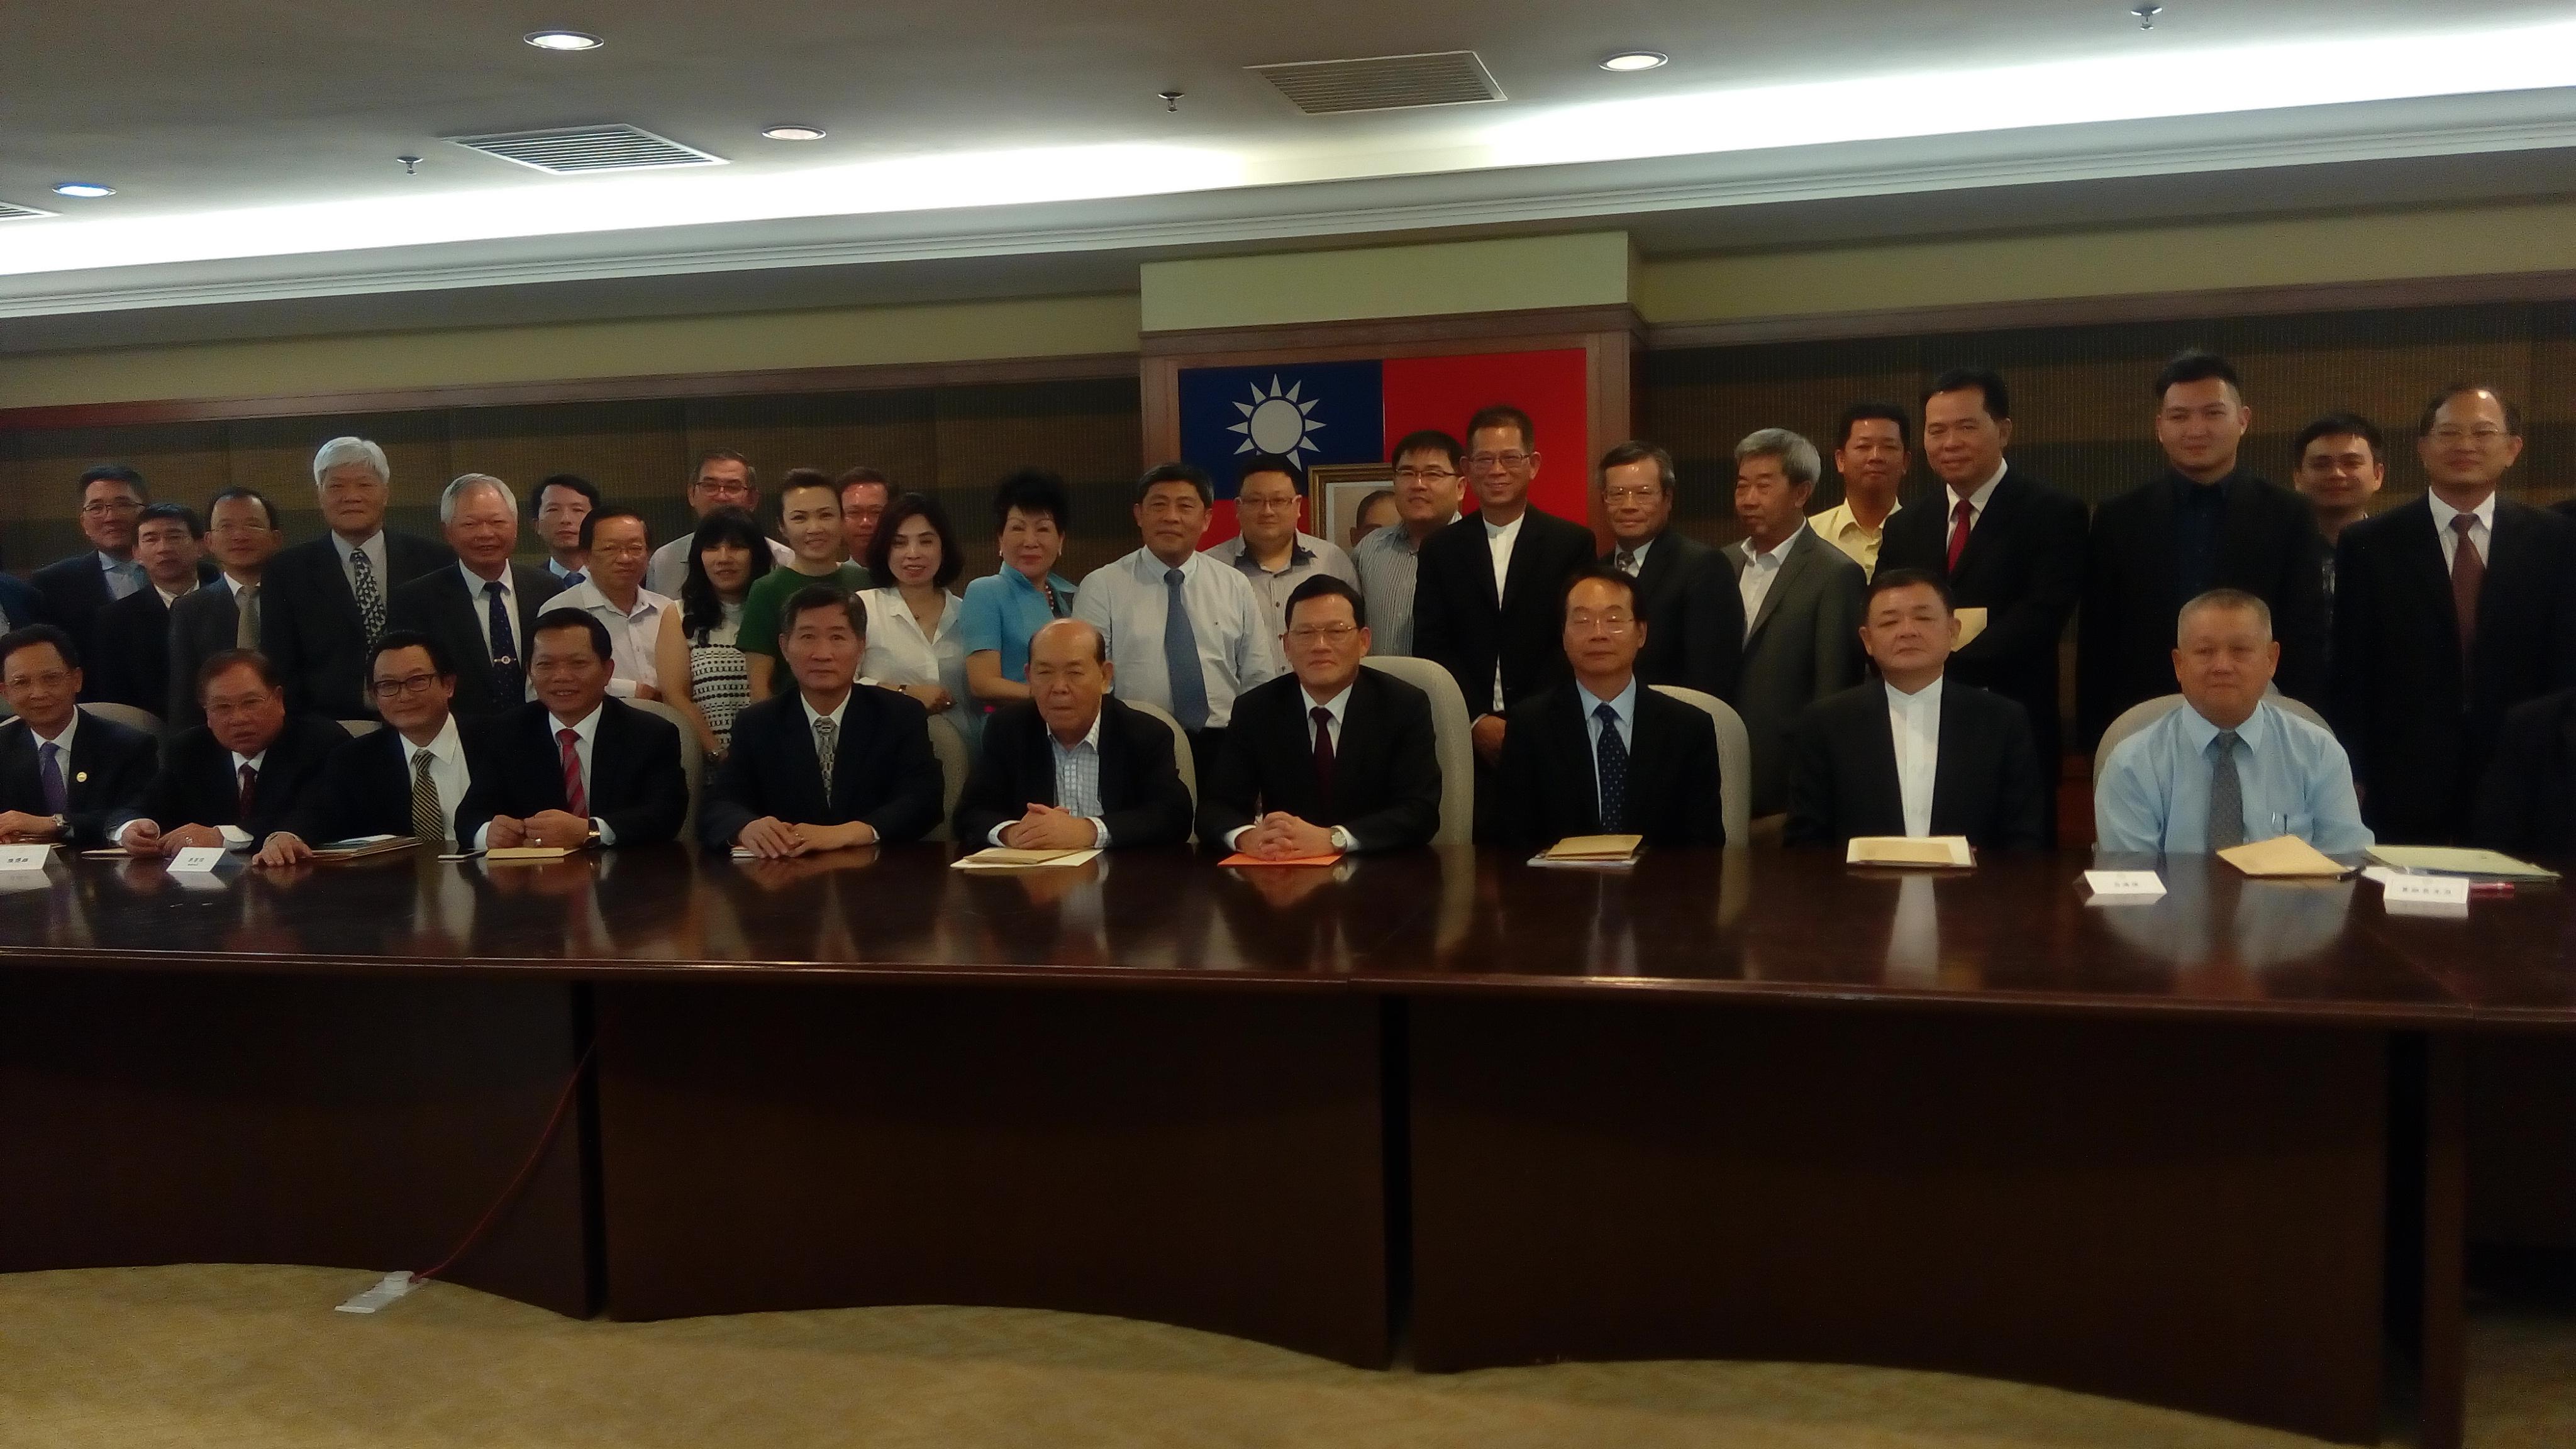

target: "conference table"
[2,843,2568,1448]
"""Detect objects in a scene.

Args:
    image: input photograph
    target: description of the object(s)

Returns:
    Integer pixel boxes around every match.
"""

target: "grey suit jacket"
[1728,525,1867,816]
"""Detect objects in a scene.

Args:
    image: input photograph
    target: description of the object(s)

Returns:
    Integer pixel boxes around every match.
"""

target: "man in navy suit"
[31,464,153,677]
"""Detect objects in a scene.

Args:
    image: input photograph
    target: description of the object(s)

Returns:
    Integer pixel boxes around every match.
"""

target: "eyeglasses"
[1465,451,1536,470]
[1567,611,1636,633]
[79,499,143,517]
[4,670,71,691]
[694,480,754,499]
[370,673,444,699]
[1285,623,1360,644]
[2428,426,2512,446]
[1238,495,1299,512]
[1601,486,1662,504]
[1393,466,1458,483]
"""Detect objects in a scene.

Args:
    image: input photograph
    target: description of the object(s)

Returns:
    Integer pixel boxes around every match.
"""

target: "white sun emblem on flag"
[1227,376,1326,464]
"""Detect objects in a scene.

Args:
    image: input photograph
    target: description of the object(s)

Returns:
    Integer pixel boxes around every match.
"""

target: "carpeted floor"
[0,1266,2568,1448]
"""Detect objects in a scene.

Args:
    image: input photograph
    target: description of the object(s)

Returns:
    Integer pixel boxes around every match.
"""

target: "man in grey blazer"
[1726,428,1867,818]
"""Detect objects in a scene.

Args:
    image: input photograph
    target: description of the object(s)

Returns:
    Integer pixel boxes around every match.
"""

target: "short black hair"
[136,501,204,538]
[1284,574,1365,631]
[1465,404,1536,451]
[1836,401,1913,451]
[530,473,601,519]
[77,464,148,501]
[992,467,1072,533]
[1355,487,1396,520]
[1596,440,1675,492]
[197,648,282,696]
[1558,564,1641,624]
[0,624,79,674]
[1921,369,2011,421]
[2155,349,2244,401]
[1390,430,1464,470]
[577,505,650,552]
[1136,460,1214,508]
[2417,384,2524,439]
[1867,567,1955,613]
[370,628,456,679]
[782,584,867,638]
[529,609,614,662]
[775,467,840,506]
[691,449,755,487]
[2292,413,2385,467]
[836,466,892,495]
[865,492,962,590]
[206,486,282,530]
[1236,453,1304,494]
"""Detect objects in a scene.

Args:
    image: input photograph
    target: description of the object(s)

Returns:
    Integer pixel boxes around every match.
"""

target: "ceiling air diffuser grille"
[445,124,726,174]
[1249,51,1505,114]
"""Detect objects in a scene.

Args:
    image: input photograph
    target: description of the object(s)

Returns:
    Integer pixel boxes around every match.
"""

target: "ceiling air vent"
[1249,50,1504,115]
[445,124,726,175]
[0,199,57,219]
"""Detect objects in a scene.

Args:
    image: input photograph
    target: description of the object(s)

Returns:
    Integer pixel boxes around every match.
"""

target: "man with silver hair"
[260,436,453,717]
[389,473,565,719]
[1727,426,1866,819]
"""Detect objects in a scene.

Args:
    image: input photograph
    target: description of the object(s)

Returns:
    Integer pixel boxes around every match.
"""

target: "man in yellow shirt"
[1807,402,1910,579]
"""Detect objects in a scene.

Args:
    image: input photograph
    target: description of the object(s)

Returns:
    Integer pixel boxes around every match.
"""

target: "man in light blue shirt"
[2096,587,2370,855]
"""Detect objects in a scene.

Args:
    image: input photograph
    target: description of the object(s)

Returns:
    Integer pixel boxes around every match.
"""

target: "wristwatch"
[1329,826,1356,853]
[583,824,603,849]
[50,813,67,838]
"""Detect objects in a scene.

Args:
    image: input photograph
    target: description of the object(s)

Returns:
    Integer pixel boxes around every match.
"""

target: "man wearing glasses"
[256,631,484,862]
[646,450,794,597]
[32,465,177,679]
[1597,440,1740,702]
[2333,385,2576,843]
[1201,453,1360,640]
[1199,576,1441,858]
[1351,430,1465,657]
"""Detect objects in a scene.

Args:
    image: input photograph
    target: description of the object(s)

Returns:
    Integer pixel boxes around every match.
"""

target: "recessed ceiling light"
[1600,51,1669,72]
[52,182,115,198]
[760,125,828,142]
[523,30,604,52]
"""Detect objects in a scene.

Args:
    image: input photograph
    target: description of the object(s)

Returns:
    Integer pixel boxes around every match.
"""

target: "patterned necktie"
[1162,567,1211,731]
[814,716,839,802]
[235,582,261,650]
[237,762,258,822]
[557,728,587,819]
[350,546,386,649]
[1311,706,1336,801]
[485,581,521,702]
[1946,499,1974,572]
[1615,548,1639,577]
[2207,730,2245,850]
[1594,702,1629,832]
[411,748,445,842]
[2451,513,2484,665]
[38,741,66,817]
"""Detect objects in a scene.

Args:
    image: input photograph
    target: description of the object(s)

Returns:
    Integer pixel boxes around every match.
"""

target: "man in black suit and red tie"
[1596,440,1741,703]
[1877,369,2087,794]
[109,651,347,857]
[262,436,452,719]
[1199,576,1441,856]
[2333,384,2576,843]
[457,611,688,850]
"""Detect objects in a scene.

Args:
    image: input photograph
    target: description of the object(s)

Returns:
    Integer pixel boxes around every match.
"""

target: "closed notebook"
[2217,835,2350,878]
[1540,835,1644,862]
[310,835,418,862]
[950,847,1102,870]
[2365,845,2559,882]
[1218,852,1344,867]
[1846,835,1975,868]
[485,845,579,863]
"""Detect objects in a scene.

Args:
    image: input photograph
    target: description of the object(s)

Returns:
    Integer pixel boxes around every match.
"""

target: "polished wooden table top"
[1,846,2568,1026]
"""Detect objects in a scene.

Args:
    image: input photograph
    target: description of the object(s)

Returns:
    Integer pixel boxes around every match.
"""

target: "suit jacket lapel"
[1627,536,1677,615]
[1951,472,2017,585]
[2397,501,2460,641]
[2137,482,2180,621]
[1747,532,1818,642]
[1498,514,1549,612]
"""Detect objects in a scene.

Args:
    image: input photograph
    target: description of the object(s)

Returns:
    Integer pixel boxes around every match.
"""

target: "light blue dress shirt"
[1072,548,1284,730]
[1579,676,1640,826]
[958,568,1077,683]
[2094,698,2372,855]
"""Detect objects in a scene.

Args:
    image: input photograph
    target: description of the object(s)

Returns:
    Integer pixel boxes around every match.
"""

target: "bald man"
[951,618,1194,848]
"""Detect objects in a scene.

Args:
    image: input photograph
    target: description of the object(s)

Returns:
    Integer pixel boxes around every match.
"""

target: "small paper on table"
[485,845,579,863]
[2216,835,2350,878]
[1846,835,1975,868]
[950,847,1102,871]
[1218,852,1344,867]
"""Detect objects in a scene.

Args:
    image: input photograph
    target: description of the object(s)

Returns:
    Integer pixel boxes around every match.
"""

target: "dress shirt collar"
[1483,510,1525,546]
[330,531,385,568]
[800,688,853,733]
[2426,490,2496,536]
[153,582,192,607]
[97,551,139,580]
[30,710,78,753]
[2175,697,2273,757]
[1138,548,1201,584]
[459,560,510,597]
[547,557,587,583]
[1887,674,1945,714]
[1577,674,1640,735]
[218,572,256,596]
[1742,522,1805,567]
[1050,708,1105,753]
[1363,515,1454,555]
[1223,533,1317,574]
[2168,466,2238,502]
[230,747,270,774]
[549,701,606,745]
[872,586,957,642]
[1301,680,1355,723]
[558,577,670,622]
[1612,533,1656,570]
[406,713,464,766]
[1948,460,2008,514]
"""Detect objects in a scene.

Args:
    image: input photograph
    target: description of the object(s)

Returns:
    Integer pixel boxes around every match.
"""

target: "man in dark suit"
[86,502,208,714]
[2334,384,2576,844]
[1878,369,2088,786]
[109,650,347,856]
[953,618,1194,848]
[262,436,451,719]
[1200,576,1441,855]
[457,611,689,850]
[2471,686,2576,855]
[387,472,563,720]
[1411,404,1599,835]
[166,487,287,732]
[1501,567,1726,850]
[31,464,153,679]
[0,572,45,635]
[259,631,485,862]
[1728,428,1868,818]
[1785,569,2047,852]
[2080,351,2329,744]
[702,585,942,854]
[1597,440,1741,702]
[0,625,157,847]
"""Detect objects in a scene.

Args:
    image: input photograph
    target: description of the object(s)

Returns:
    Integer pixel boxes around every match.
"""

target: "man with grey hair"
[2096,587,2368,854]
[1728,426,1866,818]
[262,436,452,717]
[389,473,565,719]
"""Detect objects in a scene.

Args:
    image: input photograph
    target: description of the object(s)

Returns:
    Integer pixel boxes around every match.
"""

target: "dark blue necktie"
[1163,567,1211,731]
[38,741,66,816]
[485,581,522,702]
[1594,702,1629,831]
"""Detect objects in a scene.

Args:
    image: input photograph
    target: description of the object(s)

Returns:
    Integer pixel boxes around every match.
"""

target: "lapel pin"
[75,770,88,783]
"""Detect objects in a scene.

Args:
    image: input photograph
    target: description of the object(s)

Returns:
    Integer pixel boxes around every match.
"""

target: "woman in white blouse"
[860,492,975,743]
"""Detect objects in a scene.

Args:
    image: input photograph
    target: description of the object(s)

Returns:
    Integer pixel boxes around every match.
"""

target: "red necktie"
[1946,498,1974,572]
[557,728,588,818]
[2451,513,2484,663]
[1311,706,1336,802]
[236,762,258,821]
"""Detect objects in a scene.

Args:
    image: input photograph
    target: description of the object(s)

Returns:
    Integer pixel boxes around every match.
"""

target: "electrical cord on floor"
[411,1040,596,1287]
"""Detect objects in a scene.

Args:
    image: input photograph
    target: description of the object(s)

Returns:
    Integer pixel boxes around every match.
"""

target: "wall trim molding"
[0,351,1141,430]
[1141,304,1646,360]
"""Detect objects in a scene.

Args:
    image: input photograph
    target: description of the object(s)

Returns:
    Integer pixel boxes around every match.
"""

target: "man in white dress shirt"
[543,508,673,700]
[1073,462,1284,760]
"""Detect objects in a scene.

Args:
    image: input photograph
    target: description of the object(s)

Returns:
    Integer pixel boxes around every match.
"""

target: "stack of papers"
[485,845,580,863]
[310,835,417,862]
[2217,836,2350,878]
[1846,836,1975,868]
[950,847,1102,870]
[1530,834,1643,869]
[2365,846,2558,882]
